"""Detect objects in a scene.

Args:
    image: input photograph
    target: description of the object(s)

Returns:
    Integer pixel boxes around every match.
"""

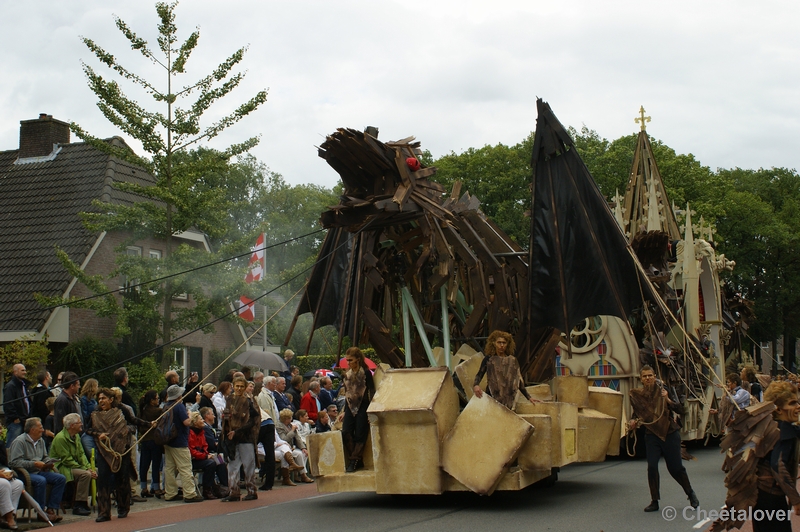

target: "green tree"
[431,134,534,244]
[46,2,267,364]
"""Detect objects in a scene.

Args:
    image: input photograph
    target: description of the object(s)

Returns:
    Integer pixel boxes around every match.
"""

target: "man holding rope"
[629,365,699,513]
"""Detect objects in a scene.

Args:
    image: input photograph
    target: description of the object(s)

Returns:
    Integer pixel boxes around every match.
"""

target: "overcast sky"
[2,1,799,189]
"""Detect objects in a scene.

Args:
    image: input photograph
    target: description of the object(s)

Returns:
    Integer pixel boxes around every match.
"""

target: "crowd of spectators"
[0,356,347,526]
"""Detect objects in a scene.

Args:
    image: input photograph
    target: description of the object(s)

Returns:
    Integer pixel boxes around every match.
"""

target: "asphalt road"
[127,446,749,532]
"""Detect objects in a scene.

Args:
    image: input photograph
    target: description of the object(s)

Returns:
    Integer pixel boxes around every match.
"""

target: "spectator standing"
[3,365,31,445]
[53,372,81,434]
[114,368,137,415]
[138,391,163,499]
[255,377,279,491]
[158,371,180,404]
[30,371,53,423]
[162,385,203,503]
[211,382,231,431]
[287,375,302,411]
[8,417,66,523]
[51,373,64,399]
[42,398,56,451]
[49,413,95,516]
[79,379,99,459]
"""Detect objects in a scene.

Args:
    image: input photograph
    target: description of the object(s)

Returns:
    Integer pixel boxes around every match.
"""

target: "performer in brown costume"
[220,377,260,501]
[473,330,537,410]
[709,380,800,532]
[341,347,374,473]
[628,365,698,513]
[87,388,154,522]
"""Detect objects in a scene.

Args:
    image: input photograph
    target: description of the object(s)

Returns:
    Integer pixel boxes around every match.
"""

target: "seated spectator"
[199,384,218,428]
[188,412,228,500]
[199,407,220,453]
[275,378,293,412]
[293,410,313,446]
[319,377,335,410]
[8,417,66,523]
[300,381,322,422]
[276,410,313,484]
[326,404,342,430]
[42,397,56,451]
[0,440,23,530]
[49,413,95,516]
[273,429,300,486]
[315,411,332,433]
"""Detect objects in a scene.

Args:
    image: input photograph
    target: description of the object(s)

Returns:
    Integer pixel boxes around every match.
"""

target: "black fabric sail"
[527,99,657,336]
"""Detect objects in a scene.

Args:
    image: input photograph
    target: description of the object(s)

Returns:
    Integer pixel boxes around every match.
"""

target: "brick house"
[0,113,245,381]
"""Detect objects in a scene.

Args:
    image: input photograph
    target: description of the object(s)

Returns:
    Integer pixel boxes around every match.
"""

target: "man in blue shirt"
[163,385,203,503]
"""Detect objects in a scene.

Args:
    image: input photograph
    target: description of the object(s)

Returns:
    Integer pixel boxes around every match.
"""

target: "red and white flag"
[237,295,255,322]
[237,234,264,322]
[244,233,265,283]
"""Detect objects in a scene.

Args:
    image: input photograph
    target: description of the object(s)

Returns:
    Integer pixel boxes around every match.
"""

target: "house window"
[121,246,142,289]
[149,249,162,259]
[173,346,203,381]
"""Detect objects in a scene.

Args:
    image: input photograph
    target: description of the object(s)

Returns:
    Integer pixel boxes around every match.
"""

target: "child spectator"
[316,411,332,433]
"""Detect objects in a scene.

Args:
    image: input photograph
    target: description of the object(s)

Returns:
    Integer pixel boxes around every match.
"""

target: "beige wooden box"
[576,408,617,462]
[515,401,578,467]
[367,367,459,494]
[441,395,534,495]
[453,353,486,401]
[554,375,590,406]
[587,385,624,456]
[517,414,552,471]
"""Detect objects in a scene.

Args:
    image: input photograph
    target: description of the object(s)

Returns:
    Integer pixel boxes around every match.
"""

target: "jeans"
[80,433,96,462]
[5,423,23,446]
[29,470,66,510]
[139,440,163,490]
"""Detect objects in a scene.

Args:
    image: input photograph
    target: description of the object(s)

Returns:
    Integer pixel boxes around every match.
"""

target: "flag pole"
[261,232,268,352]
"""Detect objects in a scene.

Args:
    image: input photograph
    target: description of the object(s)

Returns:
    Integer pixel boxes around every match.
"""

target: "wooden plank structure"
[284,127,548,372]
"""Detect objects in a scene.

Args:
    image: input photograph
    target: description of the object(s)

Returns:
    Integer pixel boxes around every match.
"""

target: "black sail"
[527,99,657,336]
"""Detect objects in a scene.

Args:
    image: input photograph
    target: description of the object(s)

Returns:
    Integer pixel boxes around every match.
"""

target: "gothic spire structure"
[621,106,681,241]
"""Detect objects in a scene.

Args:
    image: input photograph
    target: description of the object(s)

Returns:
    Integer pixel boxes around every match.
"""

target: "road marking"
[693,518,711,529]
[135,524,177,532]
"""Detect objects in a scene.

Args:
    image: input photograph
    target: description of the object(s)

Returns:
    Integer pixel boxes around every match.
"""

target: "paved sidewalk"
[18,483,318,531]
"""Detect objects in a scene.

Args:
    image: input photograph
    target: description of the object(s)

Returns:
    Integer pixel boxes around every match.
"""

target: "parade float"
[288,99,733,494]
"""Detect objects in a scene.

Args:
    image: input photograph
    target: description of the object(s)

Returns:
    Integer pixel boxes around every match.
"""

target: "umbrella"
[234,350,289,373]
[337,357,377,370]
[304,369,340,379]
[21,490,52,526]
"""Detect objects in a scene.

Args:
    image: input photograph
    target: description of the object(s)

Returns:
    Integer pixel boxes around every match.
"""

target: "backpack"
[153,404,178,447]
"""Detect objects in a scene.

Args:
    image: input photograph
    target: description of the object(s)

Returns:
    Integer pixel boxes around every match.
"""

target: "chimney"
[19,114,70,158]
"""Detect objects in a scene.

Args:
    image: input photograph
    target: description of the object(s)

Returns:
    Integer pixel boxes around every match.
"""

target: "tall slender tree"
[68,1,267,361]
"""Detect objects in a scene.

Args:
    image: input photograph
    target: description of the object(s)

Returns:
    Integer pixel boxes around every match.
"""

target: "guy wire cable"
[0,228,324,325]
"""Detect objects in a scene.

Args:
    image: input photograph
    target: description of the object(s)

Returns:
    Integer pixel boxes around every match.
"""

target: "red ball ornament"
[406,157,421,171]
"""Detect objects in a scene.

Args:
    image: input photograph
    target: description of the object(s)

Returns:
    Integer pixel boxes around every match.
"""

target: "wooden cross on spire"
[635,106,651,131]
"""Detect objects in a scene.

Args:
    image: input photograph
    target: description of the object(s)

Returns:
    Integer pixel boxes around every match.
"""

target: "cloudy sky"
[2,1,799,188]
